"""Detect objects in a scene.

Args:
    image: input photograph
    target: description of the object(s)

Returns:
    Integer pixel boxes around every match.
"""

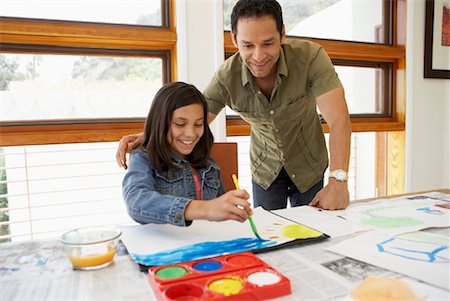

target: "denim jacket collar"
[156,151,220,182]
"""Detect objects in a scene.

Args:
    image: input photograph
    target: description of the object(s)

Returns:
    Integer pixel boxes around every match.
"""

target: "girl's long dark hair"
[143,82,214,171]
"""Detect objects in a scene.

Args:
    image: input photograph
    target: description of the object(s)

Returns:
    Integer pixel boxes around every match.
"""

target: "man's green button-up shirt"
[204,39,342,192]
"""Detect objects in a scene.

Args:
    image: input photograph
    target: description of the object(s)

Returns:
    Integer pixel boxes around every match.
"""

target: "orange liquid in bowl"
[69,245,116,268]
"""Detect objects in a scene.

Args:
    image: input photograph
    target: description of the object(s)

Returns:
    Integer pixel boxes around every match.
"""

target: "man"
[117,0,351,211]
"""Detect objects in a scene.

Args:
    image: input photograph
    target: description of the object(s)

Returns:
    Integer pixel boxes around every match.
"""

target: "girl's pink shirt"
[193,173,202,200]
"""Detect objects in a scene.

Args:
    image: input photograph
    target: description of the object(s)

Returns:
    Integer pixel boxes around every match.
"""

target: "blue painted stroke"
[377,237,449,263]
[416,207,444,215]
[131,237,276,266]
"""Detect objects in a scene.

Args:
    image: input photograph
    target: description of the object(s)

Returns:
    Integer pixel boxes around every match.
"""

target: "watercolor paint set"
[148,252,291,300]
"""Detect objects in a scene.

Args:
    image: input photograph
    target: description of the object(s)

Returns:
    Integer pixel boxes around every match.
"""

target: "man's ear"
[230,31,238,48]
[281,25,286,44]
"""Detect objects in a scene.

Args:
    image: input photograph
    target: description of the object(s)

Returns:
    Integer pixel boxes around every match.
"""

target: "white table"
[2,190,449,301]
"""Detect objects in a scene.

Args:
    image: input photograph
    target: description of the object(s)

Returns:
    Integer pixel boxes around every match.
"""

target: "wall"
[176,0,226,141]
[406,0,450,191]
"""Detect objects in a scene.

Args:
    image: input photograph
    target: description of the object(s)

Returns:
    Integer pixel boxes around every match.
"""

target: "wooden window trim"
[225,119,405,137]
[0,17,177,50]
[0,0,177,147]
[0,122,146,147]
[225,33,405,62]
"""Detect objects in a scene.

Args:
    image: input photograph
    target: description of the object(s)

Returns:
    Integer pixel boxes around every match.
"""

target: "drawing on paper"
[325,209,450,290]
[416,207,444,215]
[123,209,326,267]
[377,232,449,263]
[131,238,277,266]
[356,204,424,229]
[361,216,423,229]
[131,219,324,266]
[336,195,450,235]
[259,218,322,241]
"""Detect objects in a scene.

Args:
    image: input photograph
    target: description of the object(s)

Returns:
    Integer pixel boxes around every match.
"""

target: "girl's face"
[167,103,205,159]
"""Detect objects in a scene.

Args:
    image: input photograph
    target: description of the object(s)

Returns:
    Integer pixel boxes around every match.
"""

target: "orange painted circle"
[226,254,257,267]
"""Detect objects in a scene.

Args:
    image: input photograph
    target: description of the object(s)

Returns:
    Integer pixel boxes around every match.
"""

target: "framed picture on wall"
[424,0,450,79]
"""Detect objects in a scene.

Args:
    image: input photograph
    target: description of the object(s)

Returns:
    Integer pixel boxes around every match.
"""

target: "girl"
[122,82,251,227]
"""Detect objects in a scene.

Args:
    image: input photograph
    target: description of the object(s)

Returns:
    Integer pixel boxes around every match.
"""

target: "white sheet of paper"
[324,193,450,235]
[326,231,450,290]
[120,207,322,257]
[271,206,369,238]
[121,218,252,256]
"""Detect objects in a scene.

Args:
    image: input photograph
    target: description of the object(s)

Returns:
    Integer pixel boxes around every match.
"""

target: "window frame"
[0,0,177,147]
[223,0,405,136]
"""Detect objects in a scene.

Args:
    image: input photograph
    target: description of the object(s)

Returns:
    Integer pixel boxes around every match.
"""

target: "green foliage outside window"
[0,149,10,243]
[223,0,339,32]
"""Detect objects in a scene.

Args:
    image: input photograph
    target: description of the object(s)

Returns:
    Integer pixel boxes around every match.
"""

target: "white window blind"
[0,142,135,242]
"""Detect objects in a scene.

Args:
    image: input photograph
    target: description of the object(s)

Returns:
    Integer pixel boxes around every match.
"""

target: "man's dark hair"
[231,0,284,37]
[143,82,214,171]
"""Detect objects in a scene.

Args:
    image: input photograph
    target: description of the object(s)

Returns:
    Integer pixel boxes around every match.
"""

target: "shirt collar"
[278,45,288,77]
[170,152,186,166]
[170,151,220,171]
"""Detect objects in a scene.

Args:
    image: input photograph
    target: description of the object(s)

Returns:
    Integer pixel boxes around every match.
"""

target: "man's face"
[232,15,285,80]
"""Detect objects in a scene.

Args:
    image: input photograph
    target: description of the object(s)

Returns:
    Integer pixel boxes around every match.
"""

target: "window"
[2,0,166,27]
[223,0,406,196]
[0,0,176,146]
[1,52,166,122]
[333,61,392,117]
[224,0,391,44]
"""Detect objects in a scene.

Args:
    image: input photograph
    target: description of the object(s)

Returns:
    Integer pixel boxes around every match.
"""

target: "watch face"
[336,171,346,180]
[331,170,348,181]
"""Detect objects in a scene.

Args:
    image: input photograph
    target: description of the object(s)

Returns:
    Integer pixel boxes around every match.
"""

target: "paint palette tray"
[148,252,291,300]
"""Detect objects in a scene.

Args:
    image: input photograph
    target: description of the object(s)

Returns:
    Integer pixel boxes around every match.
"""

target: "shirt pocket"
[203,174,220,199]
[154,171,185,196]
[284,94,308,121]
[249,139,267,170]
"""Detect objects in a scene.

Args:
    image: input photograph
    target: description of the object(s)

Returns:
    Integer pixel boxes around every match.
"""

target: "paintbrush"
[232,174,262,240]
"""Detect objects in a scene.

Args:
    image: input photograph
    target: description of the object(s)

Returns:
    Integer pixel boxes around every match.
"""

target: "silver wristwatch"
[329,169,348,182]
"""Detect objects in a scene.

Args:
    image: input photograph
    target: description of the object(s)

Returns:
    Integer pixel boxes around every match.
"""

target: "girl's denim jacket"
[122,148,225,227]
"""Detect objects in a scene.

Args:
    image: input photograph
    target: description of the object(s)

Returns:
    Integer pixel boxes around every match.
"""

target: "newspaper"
[257,236,395,300]
[1,226,448,300]
[0,240,154,301]
[257,229,449,301]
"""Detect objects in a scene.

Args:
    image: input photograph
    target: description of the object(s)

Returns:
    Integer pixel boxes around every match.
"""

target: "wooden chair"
[210,142,238,192]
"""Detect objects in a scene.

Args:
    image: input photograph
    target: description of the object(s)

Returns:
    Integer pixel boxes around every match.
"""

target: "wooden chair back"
[210,142,238,192]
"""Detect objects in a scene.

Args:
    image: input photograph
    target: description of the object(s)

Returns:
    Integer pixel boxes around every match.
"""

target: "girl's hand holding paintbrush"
[232,174,262,239]
[185,189,251,223]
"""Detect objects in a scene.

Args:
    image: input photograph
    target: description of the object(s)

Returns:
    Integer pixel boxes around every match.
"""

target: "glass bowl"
[60,226,121,270]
